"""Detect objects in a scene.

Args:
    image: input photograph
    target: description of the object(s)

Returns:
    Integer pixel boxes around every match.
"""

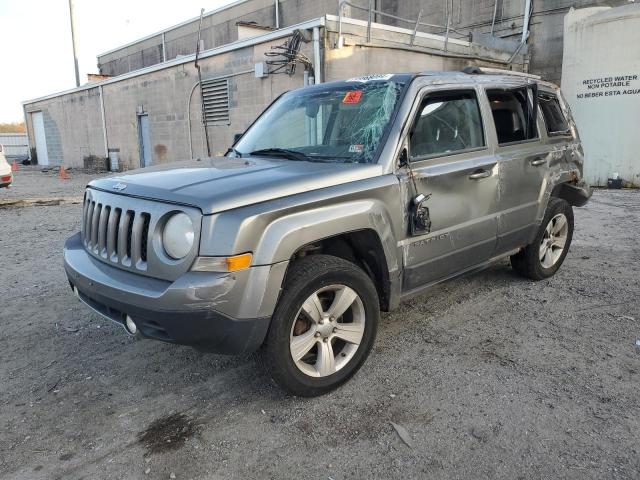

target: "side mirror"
[233,132,243,144]
[398,148,409,167]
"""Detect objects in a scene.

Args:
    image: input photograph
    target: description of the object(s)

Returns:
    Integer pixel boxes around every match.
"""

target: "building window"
[487,88,538,144]
[539,93,570,135]
[410,90,485,159]
[201,78,230,125]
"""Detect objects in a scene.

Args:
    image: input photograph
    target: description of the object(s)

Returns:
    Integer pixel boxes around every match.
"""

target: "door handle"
[530,157,548,166]
[468,169,491,180]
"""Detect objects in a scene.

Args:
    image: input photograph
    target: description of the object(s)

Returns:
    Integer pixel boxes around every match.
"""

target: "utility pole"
[68,0,80,87]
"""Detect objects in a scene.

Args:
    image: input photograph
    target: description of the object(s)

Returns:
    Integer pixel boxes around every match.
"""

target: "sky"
[0,0,238,123]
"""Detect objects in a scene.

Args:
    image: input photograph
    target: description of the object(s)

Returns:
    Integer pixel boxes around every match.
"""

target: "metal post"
[410,9,423,46]
[68,0,80,87]
[194,8,211,157]
[367,0,373,43]
[274,0,280,29]
[312,26,322,84]
[162,32,167,62]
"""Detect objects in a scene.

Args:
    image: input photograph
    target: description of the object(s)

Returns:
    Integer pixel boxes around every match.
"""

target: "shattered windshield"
[234,78,406,164]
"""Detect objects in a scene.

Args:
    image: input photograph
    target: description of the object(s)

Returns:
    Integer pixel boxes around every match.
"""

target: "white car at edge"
[0,144,13,188]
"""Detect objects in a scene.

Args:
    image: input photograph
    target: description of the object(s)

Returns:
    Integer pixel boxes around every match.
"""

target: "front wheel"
[511,197,574,280]
[265,255,379,397]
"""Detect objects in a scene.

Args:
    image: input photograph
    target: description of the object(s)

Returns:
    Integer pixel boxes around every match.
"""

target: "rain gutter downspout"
[99,85,108,158]
[508,0,532,65]
[312,26,322,84]
[522,0,532,44]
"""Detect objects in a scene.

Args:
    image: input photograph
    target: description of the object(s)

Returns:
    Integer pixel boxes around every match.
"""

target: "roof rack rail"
[462,66,541,80]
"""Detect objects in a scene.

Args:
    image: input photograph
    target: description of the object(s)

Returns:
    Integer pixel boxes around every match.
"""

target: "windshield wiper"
[249,148,311,162]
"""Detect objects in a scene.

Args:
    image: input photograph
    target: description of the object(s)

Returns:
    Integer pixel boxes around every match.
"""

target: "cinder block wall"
[26,36,313,170]
[24,89,104,167]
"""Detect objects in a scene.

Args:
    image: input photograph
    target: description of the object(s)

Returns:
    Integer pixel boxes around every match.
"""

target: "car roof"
[313,71,559,91]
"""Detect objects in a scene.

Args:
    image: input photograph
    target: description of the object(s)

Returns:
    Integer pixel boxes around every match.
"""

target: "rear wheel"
[265,255,379,397]
[511,197,574,280]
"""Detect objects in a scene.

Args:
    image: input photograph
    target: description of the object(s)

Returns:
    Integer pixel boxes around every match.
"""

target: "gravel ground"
[0,168,111,200]
[1,172,639,480]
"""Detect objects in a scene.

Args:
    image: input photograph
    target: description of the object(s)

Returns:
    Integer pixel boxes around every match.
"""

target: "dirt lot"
[1,170,639,480]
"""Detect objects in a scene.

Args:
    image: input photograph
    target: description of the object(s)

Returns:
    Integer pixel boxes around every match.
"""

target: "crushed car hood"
[89,157,384,214]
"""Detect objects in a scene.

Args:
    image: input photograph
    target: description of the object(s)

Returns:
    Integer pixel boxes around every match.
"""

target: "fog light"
[124,315,137,335]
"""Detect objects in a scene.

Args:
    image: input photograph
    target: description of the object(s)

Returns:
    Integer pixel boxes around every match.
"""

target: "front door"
[400,87,500,293]
[138,114,152,167]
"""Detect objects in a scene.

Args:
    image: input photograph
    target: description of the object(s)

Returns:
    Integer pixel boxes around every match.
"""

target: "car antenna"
[195,8,212,158]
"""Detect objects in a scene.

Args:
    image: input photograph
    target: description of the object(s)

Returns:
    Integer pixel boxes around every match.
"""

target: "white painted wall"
[561,5,640,187]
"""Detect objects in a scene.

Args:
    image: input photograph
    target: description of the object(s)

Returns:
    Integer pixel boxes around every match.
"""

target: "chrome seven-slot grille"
[81,195,151,271]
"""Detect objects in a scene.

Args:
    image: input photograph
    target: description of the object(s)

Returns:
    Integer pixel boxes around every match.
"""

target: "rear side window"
[539,93,570,135]
[487,89,538,144]
[410,91,485,158]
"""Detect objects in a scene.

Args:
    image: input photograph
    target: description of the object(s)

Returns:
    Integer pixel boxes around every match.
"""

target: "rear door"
[485,83,554,254]
[400,86,500,292]
[538,89,575,164]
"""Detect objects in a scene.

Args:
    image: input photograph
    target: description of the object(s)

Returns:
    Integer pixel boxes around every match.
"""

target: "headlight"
[162,213,194,259]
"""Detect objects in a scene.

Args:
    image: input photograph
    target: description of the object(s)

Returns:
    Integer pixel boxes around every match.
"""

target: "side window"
[409,91,485,158]
[486,88,538,144]
[539,93,570,135]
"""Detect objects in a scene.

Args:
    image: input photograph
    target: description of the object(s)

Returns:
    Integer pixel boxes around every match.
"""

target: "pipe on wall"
[99,85,108,158]
[312,26,322,84]
[522,0,532,44]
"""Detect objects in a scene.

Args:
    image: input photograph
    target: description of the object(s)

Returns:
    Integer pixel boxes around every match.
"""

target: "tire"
[510,197,574,280]
[265,254,379,397]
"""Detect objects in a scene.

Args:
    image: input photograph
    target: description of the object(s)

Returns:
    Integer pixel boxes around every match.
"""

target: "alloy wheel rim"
[289,284,365,378]
[539,213,568,269]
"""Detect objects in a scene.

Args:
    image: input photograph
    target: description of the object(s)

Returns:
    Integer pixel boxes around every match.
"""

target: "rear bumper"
[558,181,592,207]
[64,232,271,354]
[0,172,12,188]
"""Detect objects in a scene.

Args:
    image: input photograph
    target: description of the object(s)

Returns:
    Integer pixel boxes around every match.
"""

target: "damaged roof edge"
[324,14,470,48]
[22,16,326,106]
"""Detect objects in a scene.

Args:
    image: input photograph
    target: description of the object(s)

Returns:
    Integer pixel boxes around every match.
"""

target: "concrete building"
[22,9,525,170]
[95,0,633,84]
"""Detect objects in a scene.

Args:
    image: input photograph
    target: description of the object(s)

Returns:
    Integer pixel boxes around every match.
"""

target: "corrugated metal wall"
[0,133,29,159]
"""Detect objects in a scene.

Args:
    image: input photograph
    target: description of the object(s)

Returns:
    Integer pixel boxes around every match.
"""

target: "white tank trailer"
[561,4,640,188]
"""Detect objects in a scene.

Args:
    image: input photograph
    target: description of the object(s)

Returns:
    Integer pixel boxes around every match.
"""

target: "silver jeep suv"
[64,70,591,396]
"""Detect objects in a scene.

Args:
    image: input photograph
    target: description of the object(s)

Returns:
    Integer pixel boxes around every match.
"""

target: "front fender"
[253,199,400,273]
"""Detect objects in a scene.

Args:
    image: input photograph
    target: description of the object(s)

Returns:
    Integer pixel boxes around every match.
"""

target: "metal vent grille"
[201,78,230,125]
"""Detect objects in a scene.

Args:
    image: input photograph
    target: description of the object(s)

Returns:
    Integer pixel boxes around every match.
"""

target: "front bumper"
[64,233,271,354]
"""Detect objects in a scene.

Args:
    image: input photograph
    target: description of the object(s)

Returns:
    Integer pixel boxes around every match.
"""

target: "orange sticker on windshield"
[343,90,363,104]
